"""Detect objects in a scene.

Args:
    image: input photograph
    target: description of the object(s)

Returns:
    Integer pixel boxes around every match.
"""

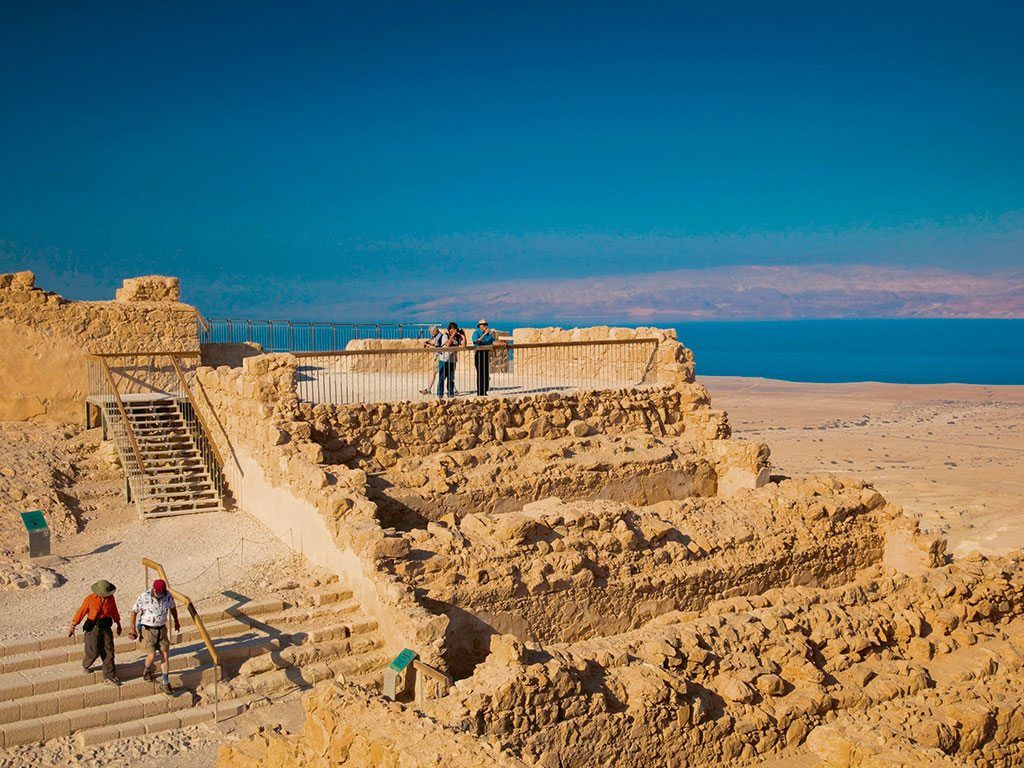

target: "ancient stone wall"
[512,326,694,386]
[388,478,893,675]
[216,683,522,768]
[0,272,198,422]
[191,355,448,665]
[338,338,437,373]
[305,382,730,471]
[422,543,1022,768]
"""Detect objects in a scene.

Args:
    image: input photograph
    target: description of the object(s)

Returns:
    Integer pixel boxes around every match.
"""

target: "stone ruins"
[2,271,1022,767]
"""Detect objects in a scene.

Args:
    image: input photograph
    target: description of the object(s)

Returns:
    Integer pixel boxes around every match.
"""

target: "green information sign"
[20,511,47,532]
[388,648,417,673]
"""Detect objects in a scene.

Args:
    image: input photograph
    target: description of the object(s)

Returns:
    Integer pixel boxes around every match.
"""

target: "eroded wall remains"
[0,272,198,421]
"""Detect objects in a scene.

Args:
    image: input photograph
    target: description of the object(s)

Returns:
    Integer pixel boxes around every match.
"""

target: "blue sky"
[1,2,1022,315]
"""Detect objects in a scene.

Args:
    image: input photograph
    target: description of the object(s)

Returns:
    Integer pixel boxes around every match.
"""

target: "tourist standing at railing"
[420,325,441,395]
[434,325,458,398]
[68,579,123,686]
[447,322,467,395]
[472,319,498,395]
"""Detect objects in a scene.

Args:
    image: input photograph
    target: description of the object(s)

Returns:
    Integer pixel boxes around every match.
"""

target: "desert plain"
[706,377,1024,557]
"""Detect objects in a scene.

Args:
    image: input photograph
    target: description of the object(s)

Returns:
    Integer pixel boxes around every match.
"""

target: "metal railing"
[85,352,226,514]
[291,338,659,405]
[142,558,222,719]
[86,355,151,514]
[199,319,436,352]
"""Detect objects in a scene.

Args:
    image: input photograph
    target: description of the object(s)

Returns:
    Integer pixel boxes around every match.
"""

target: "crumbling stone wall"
[0,272,198,421]
[423,543,1023,768]
[217,683,522,768]
[338,338,436,373]
[306,382,730,470]
[387,478,893,675]
[191,355,448,665]
[512,326,693,386]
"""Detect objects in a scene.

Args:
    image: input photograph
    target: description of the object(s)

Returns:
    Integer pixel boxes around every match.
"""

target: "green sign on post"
[20,510,50,558]
[384,648,418,700]
[21,511,48,532]
[389,648,417,673]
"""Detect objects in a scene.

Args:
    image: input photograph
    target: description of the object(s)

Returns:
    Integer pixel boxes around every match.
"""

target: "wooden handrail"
[290,337,661,359]
[194,309,211,334]
[169,356,226,470]
[100,359,148,477]
[141,557,221,673]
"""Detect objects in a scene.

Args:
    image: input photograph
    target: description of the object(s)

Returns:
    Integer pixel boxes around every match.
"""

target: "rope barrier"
[163,527,296,593]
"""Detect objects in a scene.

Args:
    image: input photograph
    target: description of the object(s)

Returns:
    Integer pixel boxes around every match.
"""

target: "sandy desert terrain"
[705,377,1024,557]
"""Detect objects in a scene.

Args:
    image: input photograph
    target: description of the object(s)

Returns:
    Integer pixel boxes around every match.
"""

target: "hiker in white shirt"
[128,579,180,694]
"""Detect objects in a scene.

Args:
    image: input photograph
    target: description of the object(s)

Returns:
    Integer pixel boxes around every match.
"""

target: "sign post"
[383,648,418,700]
[20,511,50,559]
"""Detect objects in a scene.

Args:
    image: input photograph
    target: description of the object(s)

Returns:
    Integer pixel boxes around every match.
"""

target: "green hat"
[91,580,117,597]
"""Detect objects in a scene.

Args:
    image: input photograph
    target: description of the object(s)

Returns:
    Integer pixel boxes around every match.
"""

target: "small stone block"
[89,683,121,707]
[117,719,146,739]
[143,712,181,734]
[177,708,212,728]
[0,678,33,700]
[104,698,144,726]
[69,705,108,731]
[42,713,71,740]
[2,718,45,746]
[76,723,121,748]
[56,687,85,714]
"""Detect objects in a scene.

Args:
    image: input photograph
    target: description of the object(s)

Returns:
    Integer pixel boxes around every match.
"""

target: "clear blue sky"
[1,2,1022,313]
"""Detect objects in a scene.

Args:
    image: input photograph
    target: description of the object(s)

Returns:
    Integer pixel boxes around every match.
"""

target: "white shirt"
[131,590,176,627]
[435,332,453,363]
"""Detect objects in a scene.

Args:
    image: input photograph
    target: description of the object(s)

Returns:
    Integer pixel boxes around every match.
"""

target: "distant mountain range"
[401,265,1024,321]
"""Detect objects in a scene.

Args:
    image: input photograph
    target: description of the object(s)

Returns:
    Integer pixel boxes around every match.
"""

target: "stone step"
[0,690,195,747]
[75,696,252,749]
[0,607,374,702]
[0,608,290,675]
[141,504,226,518]
[0,598,289,658]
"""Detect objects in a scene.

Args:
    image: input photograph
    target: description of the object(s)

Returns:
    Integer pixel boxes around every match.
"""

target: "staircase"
[0,584,390,750]
[103,397,225,518]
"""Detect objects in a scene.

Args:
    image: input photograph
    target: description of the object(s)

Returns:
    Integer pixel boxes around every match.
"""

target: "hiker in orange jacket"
[68,579,123,685]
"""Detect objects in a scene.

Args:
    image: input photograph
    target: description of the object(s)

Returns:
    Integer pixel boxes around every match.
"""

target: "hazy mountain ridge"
[403,264,1024,320]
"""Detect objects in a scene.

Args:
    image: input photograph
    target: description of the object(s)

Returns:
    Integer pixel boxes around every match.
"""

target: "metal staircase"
[86,352,228,520]
[123,398,224,517]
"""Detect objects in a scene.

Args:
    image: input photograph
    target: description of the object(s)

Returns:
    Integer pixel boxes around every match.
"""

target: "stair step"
[0,610,294,676]
[142,505,225,518]
[75,696,250,749]
[0,691,195,747]
[0,599,290,658]
[142,492,218,504]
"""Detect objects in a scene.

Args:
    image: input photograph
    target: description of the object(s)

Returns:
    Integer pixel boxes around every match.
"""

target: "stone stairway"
[107,397,224,518]
[0,585,389,750]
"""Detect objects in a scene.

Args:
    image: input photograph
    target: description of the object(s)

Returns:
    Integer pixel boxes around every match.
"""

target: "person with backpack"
[434,324,459,398]
[68,579,123,686]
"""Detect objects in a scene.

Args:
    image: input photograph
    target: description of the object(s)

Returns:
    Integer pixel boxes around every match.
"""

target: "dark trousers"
[474,350,490,395]
[83,624,116,680]
[437,361,455,397]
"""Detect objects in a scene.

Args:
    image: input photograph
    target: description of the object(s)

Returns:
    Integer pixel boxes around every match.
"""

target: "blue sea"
[667,319,1024,385]
[517,318,1023,385]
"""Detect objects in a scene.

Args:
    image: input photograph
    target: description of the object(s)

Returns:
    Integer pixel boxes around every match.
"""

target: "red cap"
[152,579,167,594]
